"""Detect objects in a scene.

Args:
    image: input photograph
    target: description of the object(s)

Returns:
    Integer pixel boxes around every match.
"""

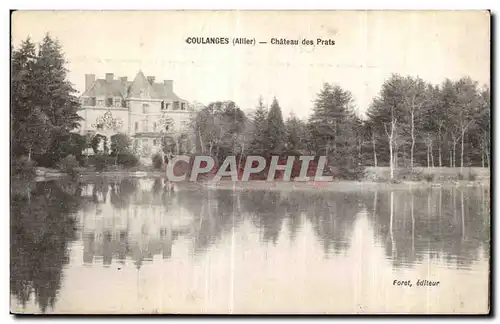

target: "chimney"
[85,74,95,91]
[120,76,128,83]
[105,73,114,83]
[147,76,155,85]
[164,80,173,93]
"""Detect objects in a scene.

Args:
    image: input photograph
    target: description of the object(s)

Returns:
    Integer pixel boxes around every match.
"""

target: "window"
[97,99,104,106]
[161,101,165,110]
[114,98,121,107]
[143,120,148,132]
[82,97,90,106]
[106,98,113,107]
[153,139,158,146]
[135,122,139,132]
[90,97,96,106]
[165,103,170,110]
[142,103,149,113]
[181,103,186,110]
[153,122,157,132]
[173,102,179,110]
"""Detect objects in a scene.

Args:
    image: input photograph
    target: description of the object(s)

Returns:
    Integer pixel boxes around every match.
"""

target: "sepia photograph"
[9,10,490,314]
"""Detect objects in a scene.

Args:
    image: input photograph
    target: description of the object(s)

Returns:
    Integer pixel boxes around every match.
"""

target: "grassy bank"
[364,167,490,182]
[28,166,490,185]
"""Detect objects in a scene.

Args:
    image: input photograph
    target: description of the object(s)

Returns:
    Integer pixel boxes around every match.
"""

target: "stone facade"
[78,71,196,156]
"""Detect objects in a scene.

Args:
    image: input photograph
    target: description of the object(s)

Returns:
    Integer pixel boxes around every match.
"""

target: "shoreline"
[26,170,490,192]
[194,179,490,192]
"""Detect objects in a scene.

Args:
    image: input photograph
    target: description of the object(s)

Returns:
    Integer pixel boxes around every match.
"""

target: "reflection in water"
[10,178,490,313]
[10,180,83,313]
[364,186,490,270]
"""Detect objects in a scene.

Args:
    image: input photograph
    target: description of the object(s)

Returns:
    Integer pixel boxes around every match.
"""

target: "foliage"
[308,83,364,180]
[56,154,79,177]
[110,133,131,156]
[93,154,112,172]
[191,101,247,162]
[11,156,37,179]
[285,113,308,152]
[265,97,286,153]
[366,74,490,171]
[91,134,108,154]
[116,153,139,168]
[11,34,82,172]
[248,97,268,155]
[152,153,164,170]
[34,133,86,168]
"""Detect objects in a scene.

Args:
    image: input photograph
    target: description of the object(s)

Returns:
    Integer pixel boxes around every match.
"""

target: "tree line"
[189,75,490,180]
[11,34,490,180]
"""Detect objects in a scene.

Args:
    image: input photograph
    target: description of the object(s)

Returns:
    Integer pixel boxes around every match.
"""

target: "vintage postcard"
[10,10,490,314]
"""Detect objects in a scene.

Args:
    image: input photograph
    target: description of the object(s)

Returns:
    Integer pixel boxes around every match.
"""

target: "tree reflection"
[14,177,489,313]
[363,186,490,269]
[10,180,83,313]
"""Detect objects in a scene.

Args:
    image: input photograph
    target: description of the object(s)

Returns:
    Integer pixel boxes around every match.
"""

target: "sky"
[12,10,490,119]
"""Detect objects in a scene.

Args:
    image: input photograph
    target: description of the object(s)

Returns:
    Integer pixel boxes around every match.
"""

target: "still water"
[10,178,490,314]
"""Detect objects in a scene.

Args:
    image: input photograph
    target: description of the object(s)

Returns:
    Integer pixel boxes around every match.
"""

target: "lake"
[10,178,490,314]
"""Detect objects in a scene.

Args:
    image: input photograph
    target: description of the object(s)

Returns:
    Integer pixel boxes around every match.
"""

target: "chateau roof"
[82,71,185,102]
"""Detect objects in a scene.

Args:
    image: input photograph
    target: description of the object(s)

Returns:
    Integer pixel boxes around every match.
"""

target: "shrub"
[396,168,424,181]
[57,155,80,177]
[11,156,37,179]
[337,165,365,181]
[94,154,110,172]
[152,153,164,170]
[110,133,132,156]
[116,153,140,168]
[424,173,435,182]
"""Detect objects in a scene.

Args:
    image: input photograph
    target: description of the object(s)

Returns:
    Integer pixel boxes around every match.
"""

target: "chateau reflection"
[75,179,490,269]
[11,178,490,313]
[79,178,184,268]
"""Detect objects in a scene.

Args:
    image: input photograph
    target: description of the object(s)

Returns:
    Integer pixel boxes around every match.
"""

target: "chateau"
[78,71,195,155]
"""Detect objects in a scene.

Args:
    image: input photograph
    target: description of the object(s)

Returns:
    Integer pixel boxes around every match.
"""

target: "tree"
[308,83,363,179]
[110,133,132,165]
[454,77,480,173]
[401,77,428,170]
[11,38,52,161]
[11,34,82,166]
[33,34,82,136]
[191,101,247,163]
[285,112,307,152]
[265,97,286,153]
[475,87,491,168]
[248,96,268,155]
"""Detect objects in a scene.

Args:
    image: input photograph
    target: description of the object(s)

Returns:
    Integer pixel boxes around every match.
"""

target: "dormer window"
[106,98,113,107]
[114,98,121,107]
[181,103,186,110]
[97,99,104,106]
